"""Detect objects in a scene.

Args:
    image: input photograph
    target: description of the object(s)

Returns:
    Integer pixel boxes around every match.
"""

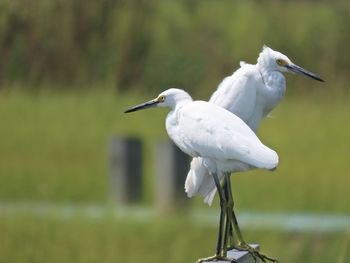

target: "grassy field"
[0,87,349,262]
[0,88,349,212]
[0,213,349,263]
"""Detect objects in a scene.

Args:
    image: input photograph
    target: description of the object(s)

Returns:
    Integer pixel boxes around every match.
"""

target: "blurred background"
[0,0,350,262]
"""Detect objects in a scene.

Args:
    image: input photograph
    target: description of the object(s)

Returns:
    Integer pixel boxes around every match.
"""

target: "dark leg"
[223,177,233,249]
[197,172,236,263]
[212,172,228,257]
[225,175,244,244]
[215,196,225,256]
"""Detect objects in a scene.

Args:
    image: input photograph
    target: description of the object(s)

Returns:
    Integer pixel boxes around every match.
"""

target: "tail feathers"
[203,187,217,206]
[184,169,197,198]
[185,158,207,197]
[197,170,227,206]
[184,157,218,206]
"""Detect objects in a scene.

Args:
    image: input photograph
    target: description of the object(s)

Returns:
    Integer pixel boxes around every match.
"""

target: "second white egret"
[186,45,324,205]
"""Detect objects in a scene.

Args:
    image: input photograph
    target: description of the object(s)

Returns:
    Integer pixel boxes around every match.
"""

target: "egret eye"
[158,95,166,102]
[276,59,286,66]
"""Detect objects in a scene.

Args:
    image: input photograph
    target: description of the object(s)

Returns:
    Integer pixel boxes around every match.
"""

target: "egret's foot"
[229,243,279,263]
[197,255,237,263]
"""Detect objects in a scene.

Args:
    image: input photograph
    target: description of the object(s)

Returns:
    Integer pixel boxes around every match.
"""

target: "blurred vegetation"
[0,0,349,96]
[1,2,350,262]
[0,89,349,214]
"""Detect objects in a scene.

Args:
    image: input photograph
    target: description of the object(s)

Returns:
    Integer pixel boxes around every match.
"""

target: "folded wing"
[178,101,278,171]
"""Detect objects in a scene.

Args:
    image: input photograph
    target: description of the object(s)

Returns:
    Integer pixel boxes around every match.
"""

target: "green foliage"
[0,1,349,94]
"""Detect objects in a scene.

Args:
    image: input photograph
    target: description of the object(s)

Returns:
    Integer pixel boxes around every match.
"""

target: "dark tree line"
[0,0,349,94]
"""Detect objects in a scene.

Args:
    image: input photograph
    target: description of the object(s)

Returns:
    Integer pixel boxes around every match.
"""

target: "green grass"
[234,94,350,213]
[0,213,349,263]
[0,88,349,263]
[0,89,167,203]
[0,88,349,213]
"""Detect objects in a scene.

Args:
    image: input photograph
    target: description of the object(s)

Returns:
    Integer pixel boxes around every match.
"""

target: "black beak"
[124,99,159,113]
[286,64,324,82]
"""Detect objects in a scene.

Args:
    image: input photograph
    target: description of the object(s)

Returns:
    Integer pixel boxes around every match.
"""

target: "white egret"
[184,45,323,261]
[125,88,279,262]
[186,45,324,205]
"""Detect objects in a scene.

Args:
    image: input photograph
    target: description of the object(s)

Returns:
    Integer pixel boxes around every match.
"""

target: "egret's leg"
[215,194,225,256]
[225,176,279,263]
[223,175,234,248]
[222,179,231,253]
[212,172,228,257]
[222,174,235,249]
[224,175,244,244]
[197,172,237,263]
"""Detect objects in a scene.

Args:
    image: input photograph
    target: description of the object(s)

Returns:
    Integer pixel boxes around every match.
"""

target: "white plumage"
[125,88,278,185]
[166,98,278,170]
[185,45,323,205]
[125,88,282,261]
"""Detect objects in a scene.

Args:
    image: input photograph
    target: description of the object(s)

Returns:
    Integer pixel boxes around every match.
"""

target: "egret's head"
[124,88,192,113]
[258,45,324,82]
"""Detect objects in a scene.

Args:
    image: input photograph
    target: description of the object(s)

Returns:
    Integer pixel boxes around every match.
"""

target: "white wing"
[209,64,258,128]
[175,101,278,170]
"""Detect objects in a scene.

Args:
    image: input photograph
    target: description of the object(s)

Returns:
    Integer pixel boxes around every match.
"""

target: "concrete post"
[205,244,261,263]
[109,137,143,204]
[155,140,190,211]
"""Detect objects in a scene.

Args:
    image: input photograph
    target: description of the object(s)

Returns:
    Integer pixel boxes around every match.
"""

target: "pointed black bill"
[124,99,159,113]
[286,64,324,82]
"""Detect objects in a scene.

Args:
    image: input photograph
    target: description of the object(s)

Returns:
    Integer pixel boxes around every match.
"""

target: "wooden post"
[155,140,190,211]
[109,137,143,204]
[205,245,260,263]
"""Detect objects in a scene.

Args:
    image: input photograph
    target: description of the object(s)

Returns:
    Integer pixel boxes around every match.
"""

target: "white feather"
[185,46,288,205]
